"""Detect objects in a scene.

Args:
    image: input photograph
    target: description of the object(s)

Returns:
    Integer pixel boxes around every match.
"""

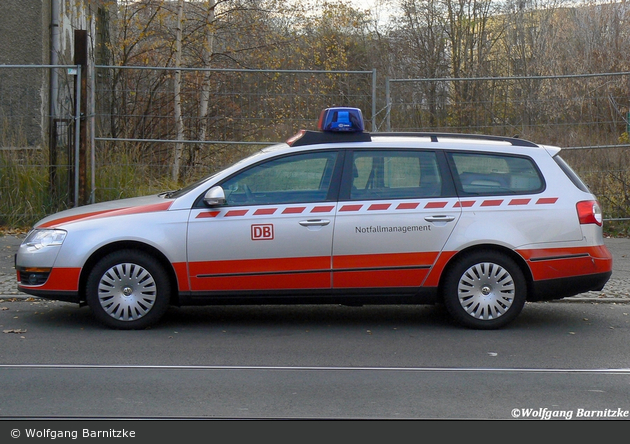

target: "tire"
[85,250,171,329]
[442,250,526,329]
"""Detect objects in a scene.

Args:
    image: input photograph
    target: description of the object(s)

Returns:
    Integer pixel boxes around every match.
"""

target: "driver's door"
[186,150,341,294]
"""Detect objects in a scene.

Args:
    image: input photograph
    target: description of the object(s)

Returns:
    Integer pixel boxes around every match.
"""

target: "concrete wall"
[0,0,50,147]
[0,1,49,65]
[0,0,104,148]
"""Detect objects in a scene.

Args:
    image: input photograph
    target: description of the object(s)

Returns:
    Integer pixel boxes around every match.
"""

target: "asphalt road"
[1,234,629,420]
[1,301,630,419]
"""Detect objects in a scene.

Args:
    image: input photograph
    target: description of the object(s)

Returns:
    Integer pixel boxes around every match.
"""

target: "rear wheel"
[442,250,526,329]
[86,250,171,329]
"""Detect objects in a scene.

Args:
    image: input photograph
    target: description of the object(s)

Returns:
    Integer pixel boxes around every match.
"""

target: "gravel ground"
[1,233,629,301]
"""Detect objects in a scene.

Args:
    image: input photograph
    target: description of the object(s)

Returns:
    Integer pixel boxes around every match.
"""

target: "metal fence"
[1,64,629,228]
[0,64,82,224]
[384,72,630,149]
[91,66,377,203]
[384,73,630,227]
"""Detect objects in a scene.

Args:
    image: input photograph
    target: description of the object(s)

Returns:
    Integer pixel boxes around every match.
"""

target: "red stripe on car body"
[38,202,173,228]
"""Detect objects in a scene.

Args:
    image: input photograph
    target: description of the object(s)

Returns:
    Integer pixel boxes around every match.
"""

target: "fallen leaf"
[3,329,27,334]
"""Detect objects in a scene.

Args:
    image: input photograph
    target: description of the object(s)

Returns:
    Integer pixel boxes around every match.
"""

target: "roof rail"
[373,132,539,147]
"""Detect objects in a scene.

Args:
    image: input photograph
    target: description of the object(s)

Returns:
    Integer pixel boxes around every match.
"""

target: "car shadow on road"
[3,298,608,333]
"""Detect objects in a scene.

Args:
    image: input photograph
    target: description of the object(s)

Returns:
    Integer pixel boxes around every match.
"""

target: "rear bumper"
[528,271,612,301]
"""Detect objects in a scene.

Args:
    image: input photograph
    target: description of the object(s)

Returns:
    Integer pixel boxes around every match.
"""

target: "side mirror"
[203,186,226,206]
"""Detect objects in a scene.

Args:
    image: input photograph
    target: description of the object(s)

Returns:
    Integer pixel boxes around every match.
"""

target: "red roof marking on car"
[368,203,391,211]
[311,205,335,213]
[481,199,503,207]
[508,198,531,206]
[536,197,558,204]
[225,209,248,217]
[396,202,419,210]
[282,207,306,214]
[37,202,173,228]
[254,208,277,215]
[340,204,363,212]
[424,201,447,209]
[196,211,220,218]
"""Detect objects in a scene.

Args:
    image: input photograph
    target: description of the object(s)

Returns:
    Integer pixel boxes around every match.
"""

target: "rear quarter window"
[553,154,591,193]
[448,152,544,195]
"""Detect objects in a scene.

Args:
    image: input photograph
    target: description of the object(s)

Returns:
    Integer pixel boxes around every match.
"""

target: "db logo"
[251,224,274,240]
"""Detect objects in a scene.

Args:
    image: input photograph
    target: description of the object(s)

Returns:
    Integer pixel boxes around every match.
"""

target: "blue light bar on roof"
[318,107,364,132]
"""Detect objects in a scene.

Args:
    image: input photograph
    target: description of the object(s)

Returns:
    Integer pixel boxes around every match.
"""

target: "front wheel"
[442,250,526,329]
[86,250,171,329]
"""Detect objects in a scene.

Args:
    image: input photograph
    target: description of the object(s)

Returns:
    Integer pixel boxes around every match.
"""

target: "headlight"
[23,229,67,251]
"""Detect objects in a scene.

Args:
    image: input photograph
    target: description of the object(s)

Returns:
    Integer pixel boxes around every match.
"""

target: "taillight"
[576,200,603,226]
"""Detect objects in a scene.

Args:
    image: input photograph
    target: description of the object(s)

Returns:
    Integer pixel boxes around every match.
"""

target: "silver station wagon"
[15,107,612,329]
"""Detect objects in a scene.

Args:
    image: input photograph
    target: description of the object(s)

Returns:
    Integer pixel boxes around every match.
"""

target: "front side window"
[221,151,338,205]
[350,150,442,200]
[448,152,544,195]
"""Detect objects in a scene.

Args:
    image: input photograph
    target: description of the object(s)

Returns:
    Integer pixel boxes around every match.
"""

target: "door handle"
[299,219,331,227]
[424,215,456,223]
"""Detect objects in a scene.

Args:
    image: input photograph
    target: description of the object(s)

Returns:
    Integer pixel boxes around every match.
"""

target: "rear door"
[331,149,461,290]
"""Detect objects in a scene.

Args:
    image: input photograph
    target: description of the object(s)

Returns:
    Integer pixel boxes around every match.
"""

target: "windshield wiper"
[159,189,180,198]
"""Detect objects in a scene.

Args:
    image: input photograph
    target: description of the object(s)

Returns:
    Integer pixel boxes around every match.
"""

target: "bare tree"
[172,0,185,181]
[197,0,216,159]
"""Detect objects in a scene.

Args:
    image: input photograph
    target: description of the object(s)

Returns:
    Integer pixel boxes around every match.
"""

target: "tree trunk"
[172,0,185,182]
[197,0,216,164]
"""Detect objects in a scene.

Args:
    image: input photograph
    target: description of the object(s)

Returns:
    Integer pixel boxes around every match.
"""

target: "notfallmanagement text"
[355,225,431,234]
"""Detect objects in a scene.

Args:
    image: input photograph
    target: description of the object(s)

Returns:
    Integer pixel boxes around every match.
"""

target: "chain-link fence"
[2,65,629,230]
[92,66,377,203]
[385,73,630,230]
[0,65,81,225]
[385,72,630,148]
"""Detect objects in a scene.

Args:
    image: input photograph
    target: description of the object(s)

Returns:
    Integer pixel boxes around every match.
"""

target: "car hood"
[33,195,174,229]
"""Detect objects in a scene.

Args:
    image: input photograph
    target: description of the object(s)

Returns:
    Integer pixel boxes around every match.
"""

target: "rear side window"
[448,152,544,195]
[350,150,442,200]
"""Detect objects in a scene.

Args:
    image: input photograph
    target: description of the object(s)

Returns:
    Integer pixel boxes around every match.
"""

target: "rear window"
[448,152,544,195]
